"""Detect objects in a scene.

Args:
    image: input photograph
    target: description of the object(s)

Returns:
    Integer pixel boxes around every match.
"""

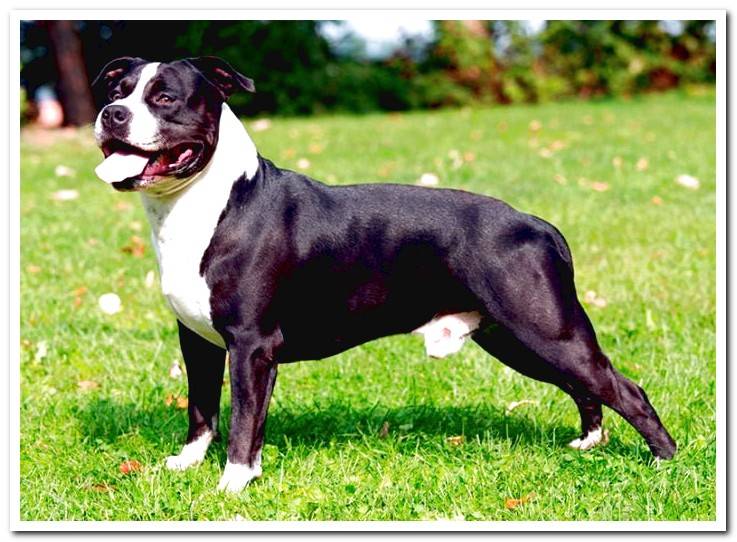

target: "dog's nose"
[101,105,131,129]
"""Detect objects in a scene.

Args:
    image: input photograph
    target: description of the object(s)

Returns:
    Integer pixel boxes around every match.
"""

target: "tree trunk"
[45,21,96,126]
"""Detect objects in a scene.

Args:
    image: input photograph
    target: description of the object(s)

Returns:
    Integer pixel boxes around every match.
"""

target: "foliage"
[19,92,716,520]
[19,19,717,116]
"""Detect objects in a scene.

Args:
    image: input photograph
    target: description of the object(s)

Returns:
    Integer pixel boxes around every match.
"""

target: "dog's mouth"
[95,140,203,187]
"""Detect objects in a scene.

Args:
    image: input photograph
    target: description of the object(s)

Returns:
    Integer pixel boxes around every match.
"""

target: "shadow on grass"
[75,396,654,463]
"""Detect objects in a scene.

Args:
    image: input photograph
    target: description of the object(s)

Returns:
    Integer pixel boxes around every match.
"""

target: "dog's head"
[92,56,254,192]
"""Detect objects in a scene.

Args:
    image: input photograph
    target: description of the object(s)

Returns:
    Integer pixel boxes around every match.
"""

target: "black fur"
[199,156,677,467]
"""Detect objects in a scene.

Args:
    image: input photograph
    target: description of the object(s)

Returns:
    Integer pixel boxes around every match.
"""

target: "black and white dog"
[92,56,676,492]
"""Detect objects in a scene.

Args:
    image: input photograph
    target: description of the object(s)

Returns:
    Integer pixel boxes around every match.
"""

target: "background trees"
[19,19,717,124]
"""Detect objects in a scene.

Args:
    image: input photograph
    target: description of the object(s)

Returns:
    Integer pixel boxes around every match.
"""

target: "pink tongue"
[95,152,150,184]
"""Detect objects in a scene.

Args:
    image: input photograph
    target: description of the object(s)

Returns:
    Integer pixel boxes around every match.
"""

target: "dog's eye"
[156,93,175,104]
[108,90,122,101]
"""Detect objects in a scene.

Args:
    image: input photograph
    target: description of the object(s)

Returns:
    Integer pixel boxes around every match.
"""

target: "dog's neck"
[140,103,258,238]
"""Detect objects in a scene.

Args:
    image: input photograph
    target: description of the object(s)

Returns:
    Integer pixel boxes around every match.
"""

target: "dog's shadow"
[75,397,651,462]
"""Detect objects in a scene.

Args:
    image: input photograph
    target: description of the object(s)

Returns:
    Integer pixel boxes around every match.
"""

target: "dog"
[91,56,677,492]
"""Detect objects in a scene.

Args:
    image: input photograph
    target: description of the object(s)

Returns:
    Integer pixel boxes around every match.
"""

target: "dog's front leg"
[166,321,227,471]
[217,329,281,493]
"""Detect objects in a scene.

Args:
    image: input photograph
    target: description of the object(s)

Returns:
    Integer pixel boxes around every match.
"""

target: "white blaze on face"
[94,62,161,150]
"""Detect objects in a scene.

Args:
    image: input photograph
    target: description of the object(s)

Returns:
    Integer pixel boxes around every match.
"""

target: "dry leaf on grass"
[169,361,183,379]
[34,341,48,362]
[446,435,464,446]
[89,483,114,493]
[144,270,156,289]
[27,264,41,274]
[54,165,76,177]
[251,118,272,132]
[378,421,390,439]
[78,380,99,391]
[121,235,146,258]
[583,290,607,308]
[51,189,79,201]
[528,120,542,132]
[416,173,439,187]
[676,174,700,189]
[98,293,122,315]
[119,460,142,475]
[505,492,536,510]
[636,157,649,171]
[590,182,610,192]
[651,196,664,205]
[506,399,539,414]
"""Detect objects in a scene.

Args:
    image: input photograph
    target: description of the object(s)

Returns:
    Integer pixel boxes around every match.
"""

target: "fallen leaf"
[54,165,76,177]
[78,380,100,391]
[553,174,567,185]
[651,196,663,205]
[308,142,324,154]
[446,435,464,446]
[676,174,700,189]
[463,151,476,162]
[528,119,542,132]
[89,483,114,493]
[164,394,174,407]
[176,396,188,409]
[169,360,183,379]
[51,189,79,201]
[506,399,539,414]
[26,264,41,274]
[549,140,566,151]
[129,221,143,232]
[505,492,536,510]
[88,238,99,246]
[98,293,122,315]
[378,421,390,439]
[583,290,607,308]
[144,270,156,289]
[114,201,133,212]
[251,118,272,132]
[34,341,48,362]
[416,173,439,187]
[119,460,142,475]
[590,182,610,192]
[296,158,311,170]
[121,235,145,258]
[636,157,649,171]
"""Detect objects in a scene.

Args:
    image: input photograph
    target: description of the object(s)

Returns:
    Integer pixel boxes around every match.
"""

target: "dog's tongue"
[95,152,150,184]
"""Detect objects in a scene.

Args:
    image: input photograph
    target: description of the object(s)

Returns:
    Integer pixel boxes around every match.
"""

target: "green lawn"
[19,91,716,522]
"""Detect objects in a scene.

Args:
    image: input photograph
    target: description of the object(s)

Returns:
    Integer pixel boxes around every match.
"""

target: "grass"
[19,91,716,522]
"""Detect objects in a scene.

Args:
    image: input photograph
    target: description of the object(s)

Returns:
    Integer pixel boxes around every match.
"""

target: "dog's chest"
[142,183,230,348]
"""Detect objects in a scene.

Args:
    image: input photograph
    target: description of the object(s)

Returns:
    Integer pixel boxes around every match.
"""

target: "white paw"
[568,427,608,451]
[165,431,213,471]
[217,459,262,493]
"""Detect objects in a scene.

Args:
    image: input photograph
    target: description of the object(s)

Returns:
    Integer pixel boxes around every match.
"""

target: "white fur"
[413,311,482,358]
[165,431,213,471]
[217,454,263,493]
[569,427,605,451]
[94,62,162,149]
[142,104,259,347]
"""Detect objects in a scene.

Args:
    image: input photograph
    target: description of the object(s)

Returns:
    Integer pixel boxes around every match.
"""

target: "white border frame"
[7,8,727,532]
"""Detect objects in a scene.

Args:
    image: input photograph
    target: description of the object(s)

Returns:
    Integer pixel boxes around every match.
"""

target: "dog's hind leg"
[473,324,605,451]
[471,220,676,459]
[166,321,227,471]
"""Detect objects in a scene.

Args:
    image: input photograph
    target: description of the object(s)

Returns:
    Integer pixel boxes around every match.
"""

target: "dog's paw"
[568,427,608,451]
[165,432,213,471]
[217,460,262,493]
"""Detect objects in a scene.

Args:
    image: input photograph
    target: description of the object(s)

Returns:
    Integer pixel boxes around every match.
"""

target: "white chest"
[140,103,259,348]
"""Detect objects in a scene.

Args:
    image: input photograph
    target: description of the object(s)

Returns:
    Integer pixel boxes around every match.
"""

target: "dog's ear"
[186,56,255,98]
[91,56,146,92]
